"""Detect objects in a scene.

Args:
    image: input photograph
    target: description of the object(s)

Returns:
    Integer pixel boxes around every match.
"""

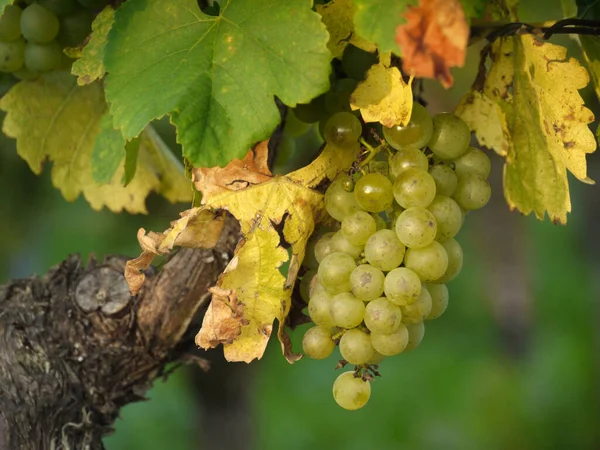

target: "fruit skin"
[453,174,491,211]
[383,103,433,150]
[364,229,406,272]
[428,113,470,160]
[0,38,25,73]
[404,241,448,282]
[332,371,371,411]
[393,168,436,209]
[339,328,374,365]
[370,324,409,356]
[353,173,394,213]
[302,326,335,360]
[21,4,60,44]
[0,5,23,42]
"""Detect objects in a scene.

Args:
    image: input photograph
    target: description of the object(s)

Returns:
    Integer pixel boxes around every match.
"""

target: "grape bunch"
[299,101,491,411]
[0,0,106,79]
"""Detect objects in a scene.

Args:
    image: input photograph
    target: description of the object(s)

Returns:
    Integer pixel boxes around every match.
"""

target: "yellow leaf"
[456,35,596,223]
[0,72,191,213]
[72,7,114,86]
[316,0,377,59]
[350,62,413,127]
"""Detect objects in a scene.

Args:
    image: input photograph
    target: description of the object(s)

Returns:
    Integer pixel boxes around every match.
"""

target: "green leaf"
[579,36,600,100]
[72,6,114,86]
[92,112,124,184]
[576,0,600,18]
[104,0,331,168]
[353,0,415,55]
[459,0,487,19]
[123,137,140,186]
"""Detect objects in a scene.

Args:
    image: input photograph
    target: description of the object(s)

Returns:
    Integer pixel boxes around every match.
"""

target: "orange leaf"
[395,0,468,88]
[195,287,248,348]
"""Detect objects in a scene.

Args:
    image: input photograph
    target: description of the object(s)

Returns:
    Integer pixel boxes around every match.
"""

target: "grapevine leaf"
[315,0,376,58]
[458,0,487,19]
[71,6,114,86]
[353,0,416,55]
[456,36,596,224]
[576,0,600,19]
[104,0,331,168]
[0,73,191,213]
[578,36,600,101]
[92,112,124,183]
[395,0,469,87]
[349,62,413,127]
[0,0,10,15]
[123,137,140,186]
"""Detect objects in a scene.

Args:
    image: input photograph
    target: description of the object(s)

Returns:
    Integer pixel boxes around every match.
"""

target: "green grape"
[350,264,385,301]
[339,328,374,365]
[389,146,429,179]
[330,231,363,259]
[284,108,311,137]
[427,195,462,241]
[294,94,327,123]
[364,229,406,271]
[302,326,335,360]
[436,239,463,282]
[77,0,108,8]
[370,325,409,356]
[299,269,318,303]
[342,211,376,246]
[13,66,40,80]
[395,207,437,249]
[314,232,335,264]
[24,41,62,72]
[21,4,60,44]
[271,134,296,175]
[308,291,335,327]
[341,44,377,80]
[401,285,432,324]
[324,177,363,221]
[393,168,436,208]
[0,5,22,42]
[404,241,448,281]
[303,233,321,269]
[367,350,385,365]
[324,78,358,114]
[39,0,77,16]
[57,8,93,47]
[333,371,371,411]
[0,38,25,72]
[318,252,355,294]
[364,297,402,334]
[453,146,491,179]
[330,292,365,328]
[404,322,425,351]
[309,275,327,299]
[382,103,433,150]
[324,111,362,147]
[425,283,448,320]
[428,113,470,160]
[354,173,394,212]
[383,267,421,306]
[453,174,491,210]
[429,164,458,197]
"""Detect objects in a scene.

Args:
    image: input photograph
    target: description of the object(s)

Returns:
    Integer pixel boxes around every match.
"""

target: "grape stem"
[358,137,382,168]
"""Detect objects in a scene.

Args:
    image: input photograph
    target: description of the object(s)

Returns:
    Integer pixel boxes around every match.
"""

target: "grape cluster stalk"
[294,56,492,409]
[0,0,107,78]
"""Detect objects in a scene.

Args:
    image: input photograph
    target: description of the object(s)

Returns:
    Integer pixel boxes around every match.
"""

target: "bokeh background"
[1,1,600,449]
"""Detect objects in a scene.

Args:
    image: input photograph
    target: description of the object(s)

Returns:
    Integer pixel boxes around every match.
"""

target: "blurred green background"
[2,1,600,448]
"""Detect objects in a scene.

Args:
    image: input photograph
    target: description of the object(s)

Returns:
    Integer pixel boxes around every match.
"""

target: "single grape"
[404,322,425,351]
[21,4,60,44]
[0,5,22,42]
[293,94,327,123]
[364,297,402,334]
[329,231,363,259]
[427,195,462,241]
[370,325,409,356]
[324,111,362,147]
[354,173,394,212]
[302,326,335,359]
[364,229,406,271]
[428,113,470,160]
[389,146,429,179]
[401,285,432,324]
[57,7,93,47]
[324,78,358,115]
[318,252,355,294]
[382,103,433,150]
[425,283,449,320]
[342,211,376,246]
[341,44,377,80]
[314,231,335,264]
[453,146,491,179]
[299,269,318,303]
[436,239,463,282]
[330,292,365,328]
[339,328,374,364]
[284,108,311,137]
[24,41,62,72]
[309,275,327,299]
[0,38,25,72]
[453,174,491,210]
[404,241,448,281]
[13,66,40,80]
[332,371,371,411]
[429,164,458,197]
[350,264,385,301]
[395,207,437,248]
[39,0,78,17]
[308,291,335,328]
[393,168,436,209]
[383,267,422,306]
[324,177,363,222]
